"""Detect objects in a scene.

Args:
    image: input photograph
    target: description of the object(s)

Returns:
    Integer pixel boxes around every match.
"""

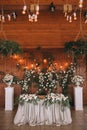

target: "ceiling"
[0,0,87,49]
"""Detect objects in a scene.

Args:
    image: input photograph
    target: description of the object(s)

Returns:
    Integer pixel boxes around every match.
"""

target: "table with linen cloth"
[14,93,72,126]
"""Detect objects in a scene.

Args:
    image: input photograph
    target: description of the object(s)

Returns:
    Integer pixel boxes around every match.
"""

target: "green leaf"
[0,39,23,56]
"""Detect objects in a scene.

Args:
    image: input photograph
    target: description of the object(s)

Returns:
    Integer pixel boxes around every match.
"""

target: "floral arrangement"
[2,69,58,94]
[15,68,58,94]
[37,70,58,95]
[2,63,76,96]
[18,93,70,111]
[3,74,14,86]
[18,94,40,105]
[17,69,38,93]
[71,75,84,86]
[43,93,56,105]
[59,63,76,95]
[43,93,70,110]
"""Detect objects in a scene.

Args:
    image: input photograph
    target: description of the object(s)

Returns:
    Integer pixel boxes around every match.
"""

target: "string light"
[28,2,39,22]
[22,5,27,14]
[79,0,83,8]
[0,0,85,24]
[12,12,17,20]
[0,7,17,23]
[64,4,78,23]
[35,4,40,15]
[0,12,17,23]
[73,11,77,20]
[7,14,11,21]
[69,16,72,23]
[22,0,40,22]
[63,0,84,23]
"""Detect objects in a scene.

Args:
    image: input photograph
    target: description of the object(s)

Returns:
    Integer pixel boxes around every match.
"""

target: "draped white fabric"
[14,98,72,126]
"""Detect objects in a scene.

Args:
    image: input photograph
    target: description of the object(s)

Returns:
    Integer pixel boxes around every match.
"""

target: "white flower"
[63,96,68,101]
[3,74,13,86]
[72,75,84,85]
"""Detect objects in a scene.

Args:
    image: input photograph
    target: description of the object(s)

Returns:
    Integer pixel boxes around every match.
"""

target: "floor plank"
[0,106,87,130]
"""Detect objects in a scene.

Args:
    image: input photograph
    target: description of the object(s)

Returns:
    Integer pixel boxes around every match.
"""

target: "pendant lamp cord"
[0,6,7,40]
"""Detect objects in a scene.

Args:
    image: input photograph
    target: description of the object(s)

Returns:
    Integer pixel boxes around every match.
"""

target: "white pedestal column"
[5,87,14,110]
[74,87,83,110]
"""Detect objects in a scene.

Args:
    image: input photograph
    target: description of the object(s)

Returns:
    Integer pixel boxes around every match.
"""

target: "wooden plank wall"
[0,10,87,48]
[0,0,84,6]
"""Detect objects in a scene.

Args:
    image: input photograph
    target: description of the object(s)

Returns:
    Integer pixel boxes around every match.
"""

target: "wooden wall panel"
[0,0,83,6]
[0,0,87,12]
[1,11,87,49]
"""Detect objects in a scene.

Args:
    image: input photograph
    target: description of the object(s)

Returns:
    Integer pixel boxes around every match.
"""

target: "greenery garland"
[58,63,76,96]
[0,39,23,56]
[64,39,87,62]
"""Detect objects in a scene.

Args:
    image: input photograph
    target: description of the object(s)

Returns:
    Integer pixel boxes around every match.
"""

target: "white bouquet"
[3,74,13,86]
[72,75,84,86]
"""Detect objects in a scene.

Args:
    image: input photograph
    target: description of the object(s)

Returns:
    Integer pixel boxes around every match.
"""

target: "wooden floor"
[0,106,87,130]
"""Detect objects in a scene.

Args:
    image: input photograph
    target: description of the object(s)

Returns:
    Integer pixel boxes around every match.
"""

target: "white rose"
[3,74,13,86]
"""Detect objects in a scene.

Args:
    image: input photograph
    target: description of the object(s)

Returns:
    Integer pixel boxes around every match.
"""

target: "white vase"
[75,82,80,87]
[6,83,12,87]
[7,85,11,88]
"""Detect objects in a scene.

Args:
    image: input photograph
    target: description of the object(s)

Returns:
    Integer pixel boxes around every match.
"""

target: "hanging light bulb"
[64,12,67,17]
[79,0,83,8]
[32,14,36,20]
[64,4,76,23]
[35,4,39,15]
[22,5,27,14]
[69,16,72,23]
[22,0,39,22]
[66,15,69,21]
[12,12,17,20]
[49,2,55,12]
[22,10,26,14]
[73,12,77,20]
[2,15,5,22]
[7,14,11,21]
[0,7,17,22]
[30,15,34,22]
